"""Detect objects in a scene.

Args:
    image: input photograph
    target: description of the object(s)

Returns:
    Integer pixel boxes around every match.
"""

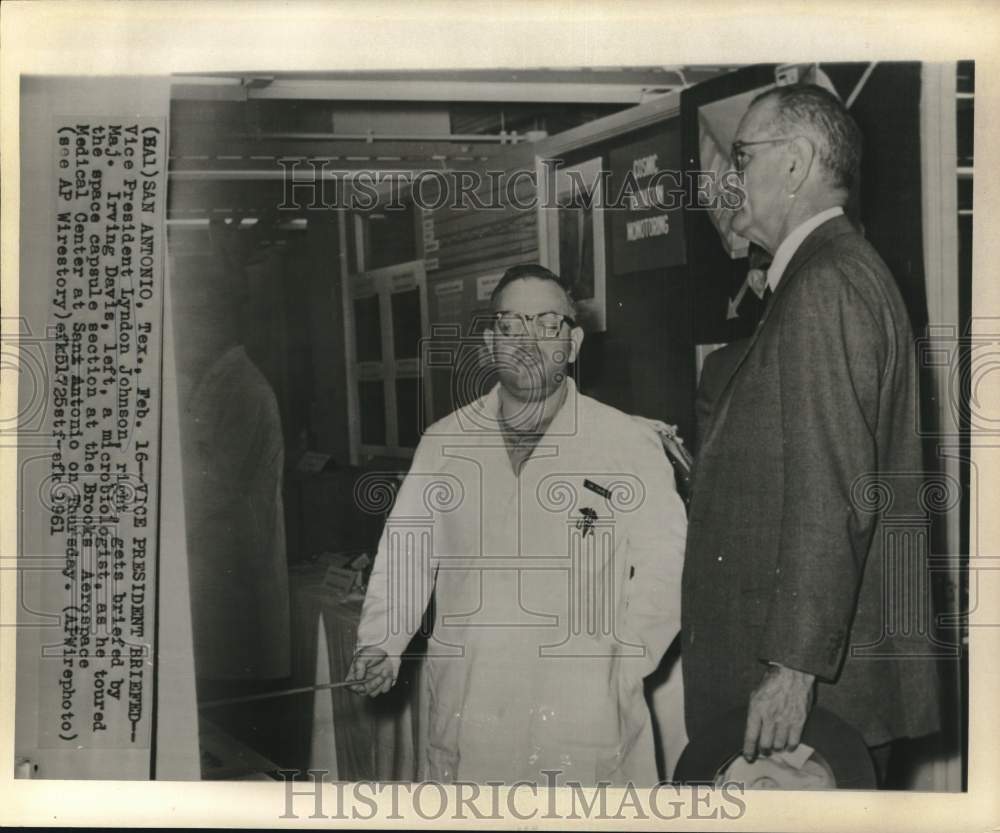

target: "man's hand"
[346,647,395,697]
[742,663,816,761]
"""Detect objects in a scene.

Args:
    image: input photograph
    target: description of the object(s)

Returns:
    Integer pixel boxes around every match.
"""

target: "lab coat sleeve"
[355,433,441,678]
[618,424,687,679]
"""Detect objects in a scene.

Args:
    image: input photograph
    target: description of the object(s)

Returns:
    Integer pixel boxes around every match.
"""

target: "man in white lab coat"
[348,264,686,786]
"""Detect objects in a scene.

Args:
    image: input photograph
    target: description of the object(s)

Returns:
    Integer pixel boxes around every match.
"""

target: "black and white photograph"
[2,2,998,829]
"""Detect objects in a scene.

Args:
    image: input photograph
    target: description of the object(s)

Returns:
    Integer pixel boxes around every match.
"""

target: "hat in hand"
[673,706,877,790]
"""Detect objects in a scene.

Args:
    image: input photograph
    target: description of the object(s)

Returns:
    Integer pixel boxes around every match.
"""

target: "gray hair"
[752,83,862,191]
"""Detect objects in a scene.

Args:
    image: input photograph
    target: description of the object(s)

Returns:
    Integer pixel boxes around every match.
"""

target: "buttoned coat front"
[357,381,687,785]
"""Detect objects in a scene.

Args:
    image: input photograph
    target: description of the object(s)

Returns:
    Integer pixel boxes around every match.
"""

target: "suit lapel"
[697,215,859,461]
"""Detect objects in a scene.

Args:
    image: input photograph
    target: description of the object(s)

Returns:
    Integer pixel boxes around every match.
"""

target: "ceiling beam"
[256,79,674,104]
[171,77,675,104]
[533,89,681,157]
[168,137,517,163]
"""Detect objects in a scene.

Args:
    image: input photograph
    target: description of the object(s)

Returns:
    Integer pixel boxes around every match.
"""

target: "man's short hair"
[490,263,576,310]
[752,83,863,192]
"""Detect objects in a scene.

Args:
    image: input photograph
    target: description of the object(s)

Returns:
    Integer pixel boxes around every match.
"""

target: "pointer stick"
[199,678,373,710]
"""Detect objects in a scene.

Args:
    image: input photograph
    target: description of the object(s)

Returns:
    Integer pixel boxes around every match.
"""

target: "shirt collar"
[487,377,577,437]
[766,206,844,291]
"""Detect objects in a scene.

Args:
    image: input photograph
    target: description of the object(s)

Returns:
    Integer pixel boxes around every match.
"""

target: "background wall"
[422,141,541,422]
[565,120,695,442]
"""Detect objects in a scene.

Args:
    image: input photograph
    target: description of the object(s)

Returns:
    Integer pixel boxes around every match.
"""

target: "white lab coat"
[356,380,686,785]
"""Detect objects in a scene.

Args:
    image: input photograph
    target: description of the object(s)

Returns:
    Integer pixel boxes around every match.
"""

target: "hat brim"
[672,706,877,790]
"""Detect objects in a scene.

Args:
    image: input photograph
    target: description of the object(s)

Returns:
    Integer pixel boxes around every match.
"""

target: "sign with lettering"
[475,272,503,302]
[17,117,166,772]
[608,127,686,275]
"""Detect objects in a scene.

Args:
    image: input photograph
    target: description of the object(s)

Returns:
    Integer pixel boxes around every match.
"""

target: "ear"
[786,135,816,194]
[568,325,584,363]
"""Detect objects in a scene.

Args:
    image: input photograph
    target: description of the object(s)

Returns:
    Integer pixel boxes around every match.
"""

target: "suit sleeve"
[355,434,440,678]
[619,424,687,678]
[760,261,887,681]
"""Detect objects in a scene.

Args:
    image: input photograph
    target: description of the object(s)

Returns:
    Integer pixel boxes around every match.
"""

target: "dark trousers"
[870,742,894,788]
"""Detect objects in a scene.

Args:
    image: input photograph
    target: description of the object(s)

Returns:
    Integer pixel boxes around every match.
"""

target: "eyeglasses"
[730,136,798,173]
[493,311,576,339]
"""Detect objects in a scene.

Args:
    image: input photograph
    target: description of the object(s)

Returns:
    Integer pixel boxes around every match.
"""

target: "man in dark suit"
[693,339,746,449]
[682,84,941,780]
[695,248,769,447]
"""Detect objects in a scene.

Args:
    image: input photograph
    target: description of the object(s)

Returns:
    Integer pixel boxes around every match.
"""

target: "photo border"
[2,1,998,829]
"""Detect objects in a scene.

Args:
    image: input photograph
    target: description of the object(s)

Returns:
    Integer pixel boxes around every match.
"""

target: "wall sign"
[608,127,686,275]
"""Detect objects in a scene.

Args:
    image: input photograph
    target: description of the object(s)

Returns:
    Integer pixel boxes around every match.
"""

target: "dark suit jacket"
[694,340,748,449]
[682,215,942,747]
